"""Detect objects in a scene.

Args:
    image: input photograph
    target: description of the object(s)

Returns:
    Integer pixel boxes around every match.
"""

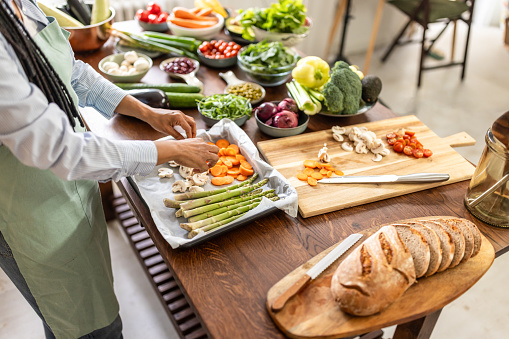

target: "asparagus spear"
[188,212,248,239]
[183,189,275,218]
[163,198,182,209]
[175,208,183,218]
[173,173,258,201]
[180,179,269,211]
[188,193,276,222]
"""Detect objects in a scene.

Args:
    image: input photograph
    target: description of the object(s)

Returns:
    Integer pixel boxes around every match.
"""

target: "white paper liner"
[131,119,299,249]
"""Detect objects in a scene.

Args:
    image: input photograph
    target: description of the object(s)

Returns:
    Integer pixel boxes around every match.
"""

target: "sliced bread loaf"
[431,219,465,268]
[444,218,474,263]
[461,219,482,257]
[393,225,430,278]
[402,222,442,276]
[418,220,455,272]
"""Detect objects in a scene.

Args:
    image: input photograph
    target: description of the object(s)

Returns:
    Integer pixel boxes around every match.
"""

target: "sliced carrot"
[303,160,317,168]
[210,165,223,177]
[311,172,324,180]
[237,174,248,181]
[215,159,223,166]
[303,168,314,176]
[319,168,328,175]
[220,165,228,176]
[297,172,308,181]
[307,177,317,186]
[191,7,202,14]
[218,148,225,156]
[227,156,240,166]
[335,170,344,176]
[223,159,233,168]
[239,161,252,170]
[227,167,241,176]
[216,139,230,149]
[314,161,323,169]
[227,144,239,154]
[236,154,246,162]
[322,163,334,170]
[168,17,217,28]
[197,8,213,16]
[239,164,254,177]
[224,148,237,156]
[326,170,333,177]
[207,142,216,146]
[211,176,233,186]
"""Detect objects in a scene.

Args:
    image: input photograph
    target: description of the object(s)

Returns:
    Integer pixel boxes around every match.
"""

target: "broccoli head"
[322,61,362,114]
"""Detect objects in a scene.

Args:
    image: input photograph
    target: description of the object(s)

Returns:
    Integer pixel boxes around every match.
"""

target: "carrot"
[303,168,314,176]
[227,167,241,176]
[307,177,317,186]
[236,174,248,181]
[335,170,344,176]
[303,160,317,168]
[311,172,324,180]
[215,159,223,166]
[314,161,322,169]
[220,165,228,176]
[172,7,218,22]
[168,17,217,28]
[326,170,333,177]
[211,176,230,186]
[239,161,252,170]
[319,168,328,175]
[223,159,233,168]
[322,163,334,170]
[191,7,202,14]
[297,172,308,181]
[236,154,246,162]
[210,165,223,177]
[224,148,237,156]
[216,139,230,149]
[223,175,234,184]
[207,142,216,146]
[197,8,213,16]
[227,144,239,154]
[226,156,240,166]
[239,164,254,177]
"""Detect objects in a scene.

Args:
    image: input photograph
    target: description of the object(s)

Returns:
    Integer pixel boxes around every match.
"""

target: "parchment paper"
[131,119,299,249]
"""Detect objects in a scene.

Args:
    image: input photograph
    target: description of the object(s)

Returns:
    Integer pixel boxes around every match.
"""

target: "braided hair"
[0,0,84,128]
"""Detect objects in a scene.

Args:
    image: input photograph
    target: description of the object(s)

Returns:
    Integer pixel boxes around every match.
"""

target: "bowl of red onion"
[254,98,309,138]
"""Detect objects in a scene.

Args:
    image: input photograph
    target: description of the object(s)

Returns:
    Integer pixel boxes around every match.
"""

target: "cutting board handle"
[442,132,476,148]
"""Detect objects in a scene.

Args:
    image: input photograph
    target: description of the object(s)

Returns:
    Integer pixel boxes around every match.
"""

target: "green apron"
[0,17,118,338]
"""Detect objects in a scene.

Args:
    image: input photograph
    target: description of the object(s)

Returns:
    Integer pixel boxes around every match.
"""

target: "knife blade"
[319,172,450,184]
[271,233,363,312]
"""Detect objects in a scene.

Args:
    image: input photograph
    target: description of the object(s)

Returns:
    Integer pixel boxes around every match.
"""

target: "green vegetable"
[322,61,362,115]
[37,1,84,27]
[197,94,251,120]
[165,92,204,109]
[239,41,296,73]
[90,0,110,25]
[291,56,330,89]
[67,0,91,25]
[286,80,319,115]
[115,83,201,93]
[239,0,308,41]
[174,174,258,202]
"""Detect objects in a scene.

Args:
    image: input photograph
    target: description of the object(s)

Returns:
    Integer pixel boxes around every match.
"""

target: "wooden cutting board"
[257,115,476,218]
[266,217,495,339]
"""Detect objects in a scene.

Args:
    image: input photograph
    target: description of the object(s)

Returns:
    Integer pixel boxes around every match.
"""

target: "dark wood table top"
[77,36,509,339]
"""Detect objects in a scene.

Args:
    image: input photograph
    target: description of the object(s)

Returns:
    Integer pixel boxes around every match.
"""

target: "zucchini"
[67,0,91,25]
[37,1,84,27]
[116,83,201,93]
[165,92,204,109]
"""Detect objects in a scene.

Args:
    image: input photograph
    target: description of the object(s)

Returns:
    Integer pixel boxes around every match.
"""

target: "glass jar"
[464,128,509,227]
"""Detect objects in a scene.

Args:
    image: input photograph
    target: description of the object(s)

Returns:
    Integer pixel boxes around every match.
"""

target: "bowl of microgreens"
[197,94,252,127]
[237,41,299,87]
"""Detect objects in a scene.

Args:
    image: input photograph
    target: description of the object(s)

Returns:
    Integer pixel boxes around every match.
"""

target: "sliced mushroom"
[372,153,383,162]
[158,168,174,178]
[381,148,390,156]
[318,143,331,163]
[331,126,346,134]
[179,166,194,180]
[191,172,209,186]
[168,161,179,167]
[342,142,353,152]
[332,133,344,142]
[189,186,205,193]
[370,142,386,155]
[172,180,190,193]
[355,142,368,154]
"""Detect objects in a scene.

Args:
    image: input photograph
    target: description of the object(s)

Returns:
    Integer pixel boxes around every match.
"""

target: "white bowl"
[168,13,224,40]
[252,17,312,47]
[98,52,152,83]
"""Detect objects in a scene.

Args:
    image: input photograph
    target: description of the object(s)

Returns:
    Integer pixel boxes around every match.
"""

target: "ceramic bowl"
[63,6,115,52]
[168,13,224,40]
[197,94,251,127]
[98,52,152,83]
[255,101,309,138]
[197,49,237,68]
[251,17,312,47]
[136,18,169,32]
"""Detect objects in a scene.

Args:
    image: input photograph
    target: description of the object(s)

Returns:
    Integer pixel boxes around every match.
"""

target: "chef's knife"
[319,173,450,184]
[271,233,363,312]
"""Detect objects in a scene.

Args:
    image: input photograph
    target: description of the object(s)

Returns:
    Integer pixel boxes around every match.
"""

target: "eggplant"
[126,89,171,109]
[67,0,91,25]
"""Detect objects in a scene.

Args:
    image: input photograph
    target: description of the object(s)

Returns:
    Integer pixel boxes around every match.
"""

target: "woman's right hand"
[154,138,219,172]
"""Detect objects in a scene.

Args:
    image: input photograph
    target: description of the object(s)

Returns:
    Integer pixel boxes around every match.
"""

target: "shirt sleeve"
[0,35,158,182]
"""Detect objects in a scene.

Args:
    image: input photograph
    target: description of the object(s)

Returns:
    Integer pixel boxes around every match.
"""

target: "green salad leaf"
[198,94,252,120]
[239,40,297,73]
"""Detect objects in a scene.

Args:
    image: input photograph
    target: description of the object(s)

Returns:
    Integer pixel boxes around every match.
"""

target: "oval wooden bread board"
[266,217,495,339]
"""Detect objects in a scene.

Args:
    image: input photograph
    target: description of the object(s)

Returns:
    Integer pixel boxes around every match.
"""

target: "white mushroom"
[172,180,190,193]
[355,142,368,154]
[168,161,179,167]
[157,168,174,178]
[179,166,194,180]
[189,186,205,193]
[381,148,390,156]
[191,172,209,186]
[370,142,386,155]
[102,61,119,72]
[372,153,383,162]
[120,60,131,67]
[342,142,353,152]
[318,143,331,163]
[124,51,138,64]
[134,58,150,72]
[331,126,346,134]
[332,133,344,142]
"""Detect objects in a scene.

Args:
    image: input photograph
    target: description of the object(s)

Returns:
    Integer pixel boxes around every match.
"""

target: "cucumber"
[67,0,91,25]
[165,92,204,109]
[115,83,201,93]
[90,0,110,24]
[37,2,84,27]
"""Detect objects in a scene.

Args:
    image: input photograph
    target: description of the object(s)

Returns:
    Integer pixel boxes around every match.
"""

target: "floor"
[1,24,509,339]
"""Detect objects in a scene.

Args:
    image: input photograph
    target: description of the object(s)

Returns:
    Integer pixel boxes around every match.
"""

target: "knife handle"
[396,173,450,183]
[271,274,311,312]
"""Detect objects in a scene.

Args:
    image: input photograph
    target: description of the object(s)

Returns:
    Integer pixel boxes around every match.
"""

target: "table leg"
[363,0,385,74]
[393,309,442,339]
[325,0,348,60]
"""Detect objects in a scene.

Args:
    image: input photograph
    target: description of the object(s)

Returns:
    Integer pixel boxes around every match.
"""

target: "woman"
[0,0,219,338]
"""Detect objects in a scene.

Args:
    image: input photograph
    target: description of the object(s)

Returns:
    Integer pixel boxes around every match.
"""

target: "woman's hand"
[154,139,219,172]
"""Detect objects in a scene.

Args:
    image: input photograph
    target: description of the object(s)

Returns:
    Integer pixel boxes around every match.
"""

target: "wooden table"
[77,37,509,339]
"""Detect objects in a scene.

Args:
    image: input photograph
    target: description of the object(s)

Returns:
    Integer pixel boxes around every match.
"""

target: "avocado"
[361,75,382,103]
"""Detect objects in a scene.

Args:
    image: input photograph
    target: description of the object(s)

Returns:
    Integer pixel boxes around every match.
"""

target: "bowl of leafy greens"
[237,41,299,87]
[197,94,252,127]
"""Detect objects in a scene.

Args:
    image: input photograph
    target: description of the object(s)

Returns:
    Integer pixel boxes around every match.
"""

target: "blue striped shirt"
[0,0,157,182]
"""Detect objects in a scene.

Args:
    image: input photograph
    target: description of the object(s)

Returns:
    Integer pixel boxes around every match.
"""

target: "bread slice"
[402,222,442,276]
[431,219,465,268]
[331,226,416,316]
[393,225,430,278]
[461,219,482,257]
[418,220,455,272]
[444,218,474,263]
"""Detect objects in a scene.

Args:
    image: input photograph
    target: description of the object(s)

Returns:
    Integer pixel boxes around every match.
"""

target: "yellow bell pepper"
[291,56,330,89]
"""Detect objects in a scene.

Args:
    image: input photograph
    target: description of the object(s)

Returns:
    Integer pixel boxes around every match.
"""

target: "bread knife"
[271,233,363,312]
[319,173,450,184]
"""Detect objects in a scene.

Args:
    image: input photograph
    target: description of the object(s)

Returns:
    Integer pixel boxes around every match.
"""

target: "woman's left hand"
[144,108,196,140]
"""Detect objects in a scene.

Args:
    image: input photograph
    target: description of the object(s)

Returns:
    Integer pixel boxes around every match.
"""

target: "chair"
[381,0,476,87]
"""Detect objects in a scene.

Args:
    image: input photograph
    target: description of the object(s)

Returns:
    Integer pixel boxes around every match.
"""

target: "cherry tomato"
[386,132,397,139]
[405,131,416,137]
[148,13,158,23]
[156,12,168,23]
[408,142,417,149]
[403,146,414,156]
[403,134,410,140]
[199,45,208,53]
[230,49,238,56]
[413,148,424,158]
[423,149,433,157]
[387,137,397,145]
[137,9,149,22]
[393,142,404,153]
[147,2,161,15]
